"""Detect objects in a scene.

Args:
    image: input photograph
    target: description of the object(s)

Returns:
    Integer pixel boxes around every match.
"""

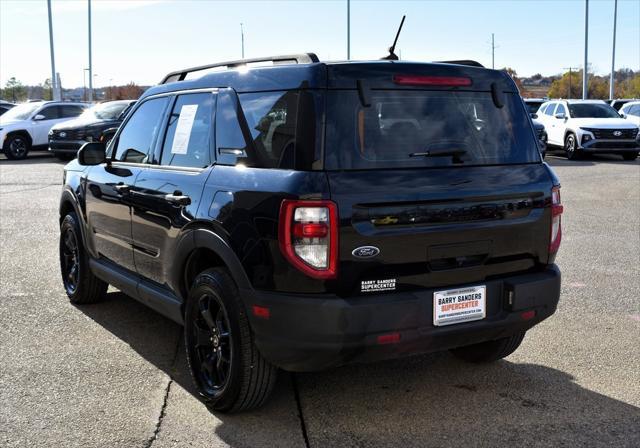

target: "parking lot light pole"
[347,0,350,60]
[583,0,589,99]
[609,0,617,100]
[240,23,244,59]
[88,0,93,102]
[47,0,59,101]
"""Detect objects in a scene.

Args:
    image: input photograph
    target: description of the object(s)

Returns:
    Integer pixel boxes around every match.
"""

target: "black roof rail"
[160,53,320,84]
[436,60,485,68]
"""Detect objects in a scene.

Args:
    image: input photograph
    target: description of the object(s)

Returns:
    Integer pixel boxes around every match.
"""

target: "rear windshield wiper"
[409,148,467,158]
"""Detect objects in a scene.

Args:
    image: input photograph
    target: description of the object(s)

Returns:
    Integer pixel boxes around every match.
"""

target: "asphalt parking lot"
[1,151,639,448]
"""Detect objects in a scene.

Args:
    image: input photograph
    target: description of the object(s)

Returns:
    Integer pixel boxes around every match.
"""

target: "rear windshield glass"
[325,90,540,170]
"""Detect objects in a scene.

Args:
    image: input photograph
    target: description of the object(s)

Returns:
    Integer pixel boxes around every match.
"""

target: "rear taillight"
[393,75,472,87]
[279,200,338,279]
[549,186,563,254]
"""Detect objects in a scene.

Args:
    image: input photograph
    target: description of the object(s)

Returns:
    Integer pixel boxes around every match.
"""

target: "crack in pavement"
[0,183,59,195]
[145,379,173,448]
[144,328,183,448]
[291,373,311,448]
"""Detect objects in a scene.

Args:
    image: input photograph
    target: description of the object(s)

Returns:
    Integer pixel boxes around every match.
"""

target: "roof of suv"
[141,56,515,101]
[553,99,607,104]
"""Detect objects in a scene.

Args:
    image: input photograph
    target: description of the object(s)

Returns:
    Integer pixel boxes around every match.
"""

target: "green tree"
[548,70,582,99]
[41,78,53,101]
[618,74,640,98]
[3,77,27,102]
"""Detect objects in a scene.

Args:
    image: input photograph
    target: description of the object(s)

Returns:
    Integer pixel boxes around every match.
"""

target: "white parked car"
[536,99,640,161]
[0,101,87,160]
[619,101,640,127]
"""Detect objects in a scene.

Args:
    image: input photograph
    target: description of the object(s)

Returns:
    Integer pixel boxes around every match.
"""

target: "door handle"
[164,191,191,206]
[113,183,130,194]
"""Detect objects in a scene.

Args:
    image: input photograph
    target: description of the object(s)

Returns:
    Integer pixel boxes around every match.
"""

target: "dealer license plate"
[433,285,486,326]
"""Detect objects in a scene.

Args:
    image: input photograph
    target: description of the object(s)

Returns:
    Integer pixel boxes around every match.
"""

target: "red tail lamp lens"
[549,186,563,254]
[393,75,472,87]
[279,200,339,279]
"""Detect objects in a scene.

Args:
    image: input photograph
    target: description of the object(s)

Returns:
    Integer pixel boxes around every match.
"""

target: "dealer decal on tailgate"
[361,278,396,293]
[433,285,486,326]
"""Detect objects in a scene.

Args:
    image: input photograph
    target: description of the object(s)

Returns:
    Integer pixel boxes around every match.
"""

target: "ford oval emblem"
[352,246,380,258]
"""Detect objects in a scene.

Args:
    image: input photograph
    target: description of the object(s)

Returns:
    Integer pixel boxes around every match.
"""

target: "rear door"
[324,87,553,296]
[84,96,170,272]
[130,91,215,286]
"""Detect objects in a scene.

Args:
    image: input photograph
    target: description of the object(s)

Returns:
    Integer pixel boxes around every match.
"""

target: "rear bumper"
[244,265,561,372]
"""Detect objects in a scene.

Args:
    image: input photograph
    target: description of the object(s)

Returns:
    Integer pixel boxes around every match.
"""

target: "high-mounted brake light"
[279,200,338,279]
[393,75,472,87]
[549,186,563,254]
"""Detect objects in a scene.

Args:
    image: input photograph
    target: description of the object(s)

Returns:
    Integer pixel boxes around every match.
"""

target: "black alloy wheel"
[185,268,277,412]
[60,226,80,295]
[5,135,30,160]
[59,212,107,304]
[191,293,233,396]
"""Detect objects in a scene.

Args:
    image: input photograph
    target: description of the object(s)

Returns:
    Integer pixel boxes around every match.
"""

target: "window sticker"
[171,104,198,154]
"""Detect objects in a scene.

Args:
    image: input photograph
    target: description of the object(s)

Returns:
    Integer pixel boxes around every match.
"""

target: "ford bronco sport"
[59,53,562,413]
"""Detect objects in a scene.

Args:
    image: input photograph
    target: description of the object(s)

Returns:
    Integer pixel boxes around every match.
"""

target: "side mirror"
[531,113,538,119]
[554,112,566,120]
[78,142,107,165]
[33,114,46,121]
[619,112,626,118]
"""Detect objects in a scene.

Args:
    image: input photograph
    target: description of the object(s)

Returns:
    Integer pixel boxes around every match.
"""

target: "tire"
[622,152,638,161]
[564,133,581,160]
[185,268,277,413]
[450,331,526,363]
[59,212,108,304]
[4,134,31,160]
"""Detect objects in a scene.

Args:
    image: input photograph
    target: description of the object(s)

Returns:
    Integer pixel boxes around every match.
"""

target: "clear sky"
[1,0,639,89]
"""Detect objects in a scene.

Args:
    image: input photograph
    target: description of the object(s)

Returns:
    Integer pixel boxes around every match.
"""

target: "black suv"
[59,54,562,413]
[49,100,136,160]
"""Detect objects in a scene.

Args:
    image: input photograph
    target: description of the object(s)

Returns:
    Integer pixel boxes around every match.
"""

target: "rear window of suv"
[324,90,540,170]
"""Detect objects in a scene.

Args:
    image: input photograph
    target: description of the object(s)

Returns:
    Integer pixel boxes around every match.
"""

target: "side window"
[39,106,60,120]
[160,92,214,168]
[114,97,169,164]
[629,105,640,117]
[544,103,557,116]
[239,91,300,169]
[538,104,548,115]
[215,89,249,166]
[555,104,567,116]
[61,105,84,118]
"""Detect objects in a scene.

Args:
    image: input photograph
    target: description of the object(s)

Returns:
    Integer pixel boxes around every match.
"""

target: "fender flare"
[170,227,253,302]
[59,188,91,253]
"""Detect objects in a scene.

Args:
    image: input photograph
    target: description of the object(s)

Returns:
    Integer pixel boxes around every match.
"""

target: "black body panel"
[247,266,561,371]
[60,59,562,373]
